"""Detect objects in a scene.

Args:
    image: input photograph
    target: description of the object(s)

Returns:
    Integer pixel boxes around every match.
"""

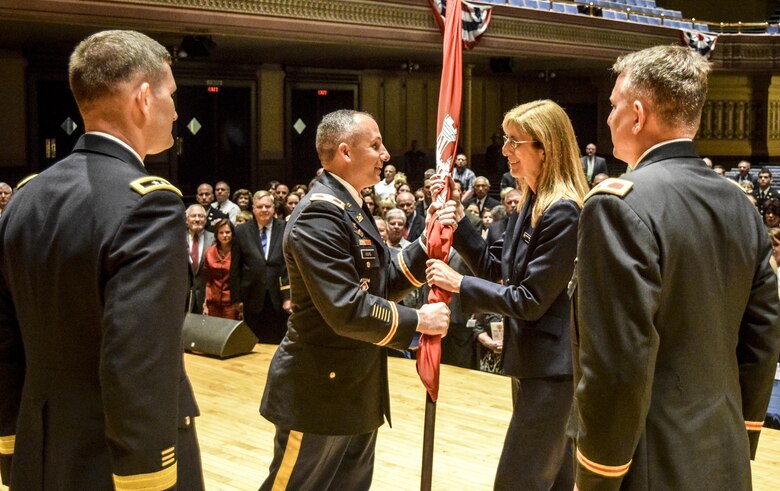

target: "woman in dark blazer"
[426,100,589,490]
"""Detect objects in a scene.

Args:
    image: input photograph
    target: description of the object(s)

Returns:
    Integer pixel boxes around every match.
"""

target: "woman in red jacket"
[202,218,240,320]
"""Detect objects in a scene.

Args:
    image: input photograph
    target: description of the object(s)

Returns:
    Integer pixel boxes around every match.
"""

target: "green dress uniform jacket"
[260,171,428,435]
[573,140,780,490]
[0,134,198,490]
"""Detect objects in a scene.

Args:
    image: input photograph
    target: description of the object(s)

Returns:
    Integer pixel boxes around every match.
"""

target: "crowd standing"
[1,30,779,491]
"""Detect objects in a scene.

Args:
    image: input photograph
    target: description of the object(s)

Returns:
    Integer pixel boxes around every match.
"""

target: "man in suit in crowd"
[196,182,228,232]
[186,204,214,314]
[463,176,500,217]
[213,180,240,223]
[0,29,202,490]
[753,167,777,213]
[486,188,521,246]
[259,109,450,490]
[453,153,477,201]
[580,143,608,185]
[573,45,780,490]
[230,190,290,343]
[0,183,11,217]
[732,159,757,186]
[395,190,424,242]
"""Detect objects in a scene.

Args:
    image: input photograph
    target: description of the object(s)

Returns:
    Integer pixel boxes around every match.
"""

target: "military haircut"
[69,30,171,105]
[612,45,711,132]
[315,109,373,164]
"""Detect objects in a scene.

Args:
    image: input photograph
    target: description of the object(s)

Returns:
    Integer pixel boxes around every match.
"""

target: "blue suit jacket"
[453,194,580,379]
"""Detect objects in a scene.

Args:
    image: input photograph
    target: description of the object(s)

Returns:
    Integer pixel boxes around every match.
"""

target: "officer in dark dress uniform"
[573,45,780,490]
[0,30,202,490]
[259,110,450,490]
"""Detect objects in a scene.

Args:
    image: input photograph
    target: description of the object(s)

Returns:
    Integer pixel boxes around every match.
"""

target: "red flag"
[418,0,463,403]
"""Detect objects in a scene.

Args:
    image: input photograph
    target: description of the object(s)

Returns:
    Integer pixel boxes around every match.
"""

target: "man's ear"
[338,142,350,161]
[136,82,152,118]
[632,99,645,134]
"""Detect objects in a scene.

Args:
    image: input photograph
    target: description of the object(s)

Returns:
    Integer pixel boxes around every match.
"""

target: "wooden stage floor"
[186,344,780,490]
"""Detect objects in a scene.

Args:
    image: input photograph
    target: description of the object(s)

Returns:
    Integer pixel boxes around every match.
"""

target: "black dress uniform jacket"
[454,195,580,379]
[0,134,199,490]
[573,140,780,490]
[260,171,428,435]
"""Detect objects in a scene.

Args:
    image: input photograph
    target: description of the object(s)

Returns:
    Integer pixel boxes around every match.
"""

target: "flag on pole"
[429,0,493,50]
[418,0,465,403]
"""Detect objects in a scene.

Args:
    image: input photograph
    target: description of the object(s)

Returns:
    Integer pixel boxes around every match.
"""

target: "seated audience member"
[203,219,239,320]
[397,183,412,195]
[702,157,713,168]
[233,188,252,211]
[385,208,410,251]
[768,228,780,272]
[415,178,434,217]
[591,172,609,187]
[764,199,780,229]
[266,180,280,193]
[713,165,726,176]
[0,182,12,216]
[740,180,754,195]
[236,210,252,225]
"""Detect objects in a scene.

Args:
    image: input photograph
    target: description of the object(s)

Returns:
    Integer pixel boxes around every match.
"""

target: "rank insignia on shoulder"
[130,176,182,197]
[15,173,38,191]
[584,178,633,202]
[310,193,345,210]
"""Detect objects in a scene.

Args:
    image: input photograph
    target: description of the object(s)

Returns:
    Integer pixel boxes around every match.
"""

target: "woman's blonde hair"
[502,99,589,225]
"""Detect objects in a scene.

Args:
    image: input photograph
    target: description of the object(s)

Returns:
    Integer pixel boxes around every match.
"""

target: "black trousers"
[494,376,574,491]
[244,293,288,344]
[177,418,205,491]
[260,426,377,491]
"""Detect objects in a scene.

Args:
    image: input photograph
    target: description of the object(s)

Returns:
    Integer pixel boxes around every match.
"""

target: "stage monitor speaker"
[182,313,258,359]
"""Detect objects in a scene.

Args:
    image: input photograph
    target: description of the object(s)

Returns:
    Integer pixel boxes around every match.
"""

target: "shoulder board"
[584,178,634,202]
[310,193,345,210]
[130,176,182,197]
[15,174,37,191]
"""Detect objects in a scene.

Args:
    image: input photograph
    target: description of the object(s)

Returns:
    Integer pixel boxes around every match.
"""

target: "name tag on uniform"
[360,247,377,260]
